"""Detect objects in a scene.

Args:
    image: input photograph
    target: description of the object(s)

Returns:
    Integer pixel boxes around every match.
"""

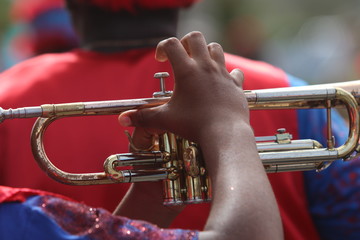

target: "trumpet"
[1,72,360,205]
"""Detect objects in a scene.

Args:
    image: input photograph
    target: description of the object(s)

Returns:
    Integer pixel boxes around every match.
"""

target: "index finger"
[155,37,191,73]
[180,31,210,60]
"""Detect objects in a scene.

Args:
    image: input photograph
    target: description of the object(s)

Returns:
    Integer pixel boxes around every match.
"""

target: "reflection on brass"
[1,73,360,205]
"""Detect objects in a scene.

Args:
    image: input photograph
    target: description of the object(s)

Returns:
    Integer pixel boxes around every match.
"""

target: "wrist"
[198,119,254,151]
[198,120,258,179]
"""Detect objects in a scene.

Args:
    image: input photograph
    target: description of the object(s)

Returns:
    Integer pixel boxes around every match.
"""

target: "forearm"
[199,122,283,240]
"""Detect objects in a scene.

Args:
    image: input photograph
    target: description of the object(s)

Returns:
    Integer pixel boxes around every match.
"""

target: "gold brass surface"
[2,78,360,205]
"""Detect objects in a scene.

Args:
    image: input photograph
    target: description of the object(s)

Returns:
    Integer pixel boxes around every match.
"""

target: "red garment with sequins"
[0,48,319,239]
[0,186,198,240]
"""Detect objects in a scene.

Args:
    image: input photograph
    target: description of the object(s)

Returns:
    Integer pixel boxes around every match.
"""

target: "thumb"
[118,106,167,130]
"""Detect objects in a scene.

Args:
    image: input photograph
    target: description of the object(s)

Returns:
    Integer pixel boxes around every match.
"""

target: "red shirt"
[0,48,319,239]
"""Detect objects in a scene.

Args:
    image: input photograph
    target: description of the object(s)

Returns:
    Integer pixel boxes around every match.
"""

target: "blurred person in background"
[0,0,189,216]
[223,15,265,60]
[213,0,360,85]
[0,32,284,239]
[262,15,358,85]
[0,1,359,239]
[0,0,78,70]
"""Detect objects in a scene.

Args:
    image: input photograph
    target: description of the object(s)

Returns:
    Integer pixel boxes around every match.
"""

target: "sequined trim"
[36,195,198,240]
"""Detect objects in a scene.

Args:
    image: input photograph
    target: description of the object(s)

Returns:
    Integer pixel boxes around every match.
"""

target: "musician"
[0,1,357,239]
[0,32,283,239]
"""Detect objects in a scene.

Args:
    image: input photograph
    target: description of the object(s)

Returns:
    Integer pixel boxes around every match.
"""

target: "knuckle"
[231,69,245,87]
[184,31,203,41]
[162,37,180,48]
[189,31,202,38]
[234,68,244,78]
[208,42,222,50]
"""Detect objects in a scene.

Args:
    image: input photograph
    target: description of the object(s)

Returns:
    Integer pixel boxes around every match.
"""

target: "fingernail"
[119,116,132,127]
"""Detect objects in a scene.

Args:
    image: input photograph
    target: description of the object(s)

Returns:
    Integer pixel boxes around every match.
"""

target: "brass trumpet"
[1,72,360,205]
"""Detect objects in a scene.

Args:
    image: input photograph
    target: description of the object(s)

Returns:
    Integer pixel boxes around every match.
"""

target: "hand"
[118,32,283,240]
[116,30,249,230]
[118,31,247,146]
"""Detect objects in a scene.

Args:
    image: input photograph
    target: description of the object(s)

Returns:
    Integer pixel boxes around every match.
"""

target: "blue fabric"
[0,196,90,240]
[288,74,360,239]
[0,195,198,240]
[32,8,76,37]
[0,8,77,70]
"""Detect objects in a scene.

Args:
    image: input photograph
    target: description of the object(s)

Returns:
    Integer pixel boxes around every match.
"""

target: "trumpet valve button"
[277,128,286,134]
[153,72,173,98]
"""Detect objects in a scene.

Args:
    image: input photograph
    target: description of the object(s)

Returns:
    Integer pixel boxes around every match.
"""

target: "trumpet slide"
[1,73,360,205]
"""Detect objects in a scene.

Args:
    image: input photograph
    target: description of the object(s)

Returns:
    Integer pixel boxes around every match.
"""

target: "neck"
[66,2,179,52]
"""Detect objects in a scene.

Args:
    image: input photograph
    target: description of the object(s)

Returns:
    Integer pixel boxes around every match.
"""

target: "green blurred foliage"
[0,0,11,39]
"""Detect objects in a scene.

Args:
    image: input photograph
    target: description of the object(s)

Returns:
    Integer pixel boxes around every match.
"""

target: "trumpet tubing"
[1,73,360,205]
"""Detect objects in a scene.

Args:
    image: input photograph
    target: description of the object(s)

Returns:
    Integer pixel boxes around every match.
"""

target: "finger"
[155,37,190,71]
[180,31,210,60]
[118,107,167,131]
[131,127,158,151]
[208,42,225,65]
[230,69,245,88]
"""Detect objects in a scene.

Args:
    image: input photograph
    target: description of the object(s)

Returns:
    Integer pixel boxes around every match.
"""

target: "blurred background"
[0,0,11,70]
[178,0,360,84]
[0,0,360,84]
[0,0,77,71]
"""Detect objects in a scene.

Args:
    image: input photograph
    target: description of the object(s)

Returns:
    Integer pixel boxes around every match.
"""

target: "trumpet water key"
[1,72,360,205]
